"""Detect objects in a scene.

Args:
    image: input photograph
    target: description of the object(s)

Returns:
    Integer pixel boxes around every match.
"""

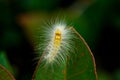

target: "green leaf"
[0,51,14,75]
[0,64,15,80]
[32,27,97,80]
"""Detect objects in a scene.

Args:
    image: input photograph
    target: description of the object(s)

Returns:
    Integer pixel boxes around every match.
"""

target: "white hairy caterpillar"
[36,20,76,67]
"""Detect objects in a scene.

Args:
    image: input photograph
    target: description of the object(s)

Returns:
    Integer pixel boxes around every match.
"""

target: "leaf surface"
[32,27,97,80]
[0,64,15,80]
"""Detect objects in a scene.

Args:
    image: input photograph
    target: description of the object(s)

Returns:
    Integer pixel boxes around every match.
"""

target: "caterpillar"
[37,21,76,66]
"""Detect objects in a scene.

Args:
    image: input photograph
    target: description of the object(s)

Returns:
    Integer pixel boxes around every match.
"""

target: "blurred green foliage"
[20,0,59,11]
[0,51,14,74]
